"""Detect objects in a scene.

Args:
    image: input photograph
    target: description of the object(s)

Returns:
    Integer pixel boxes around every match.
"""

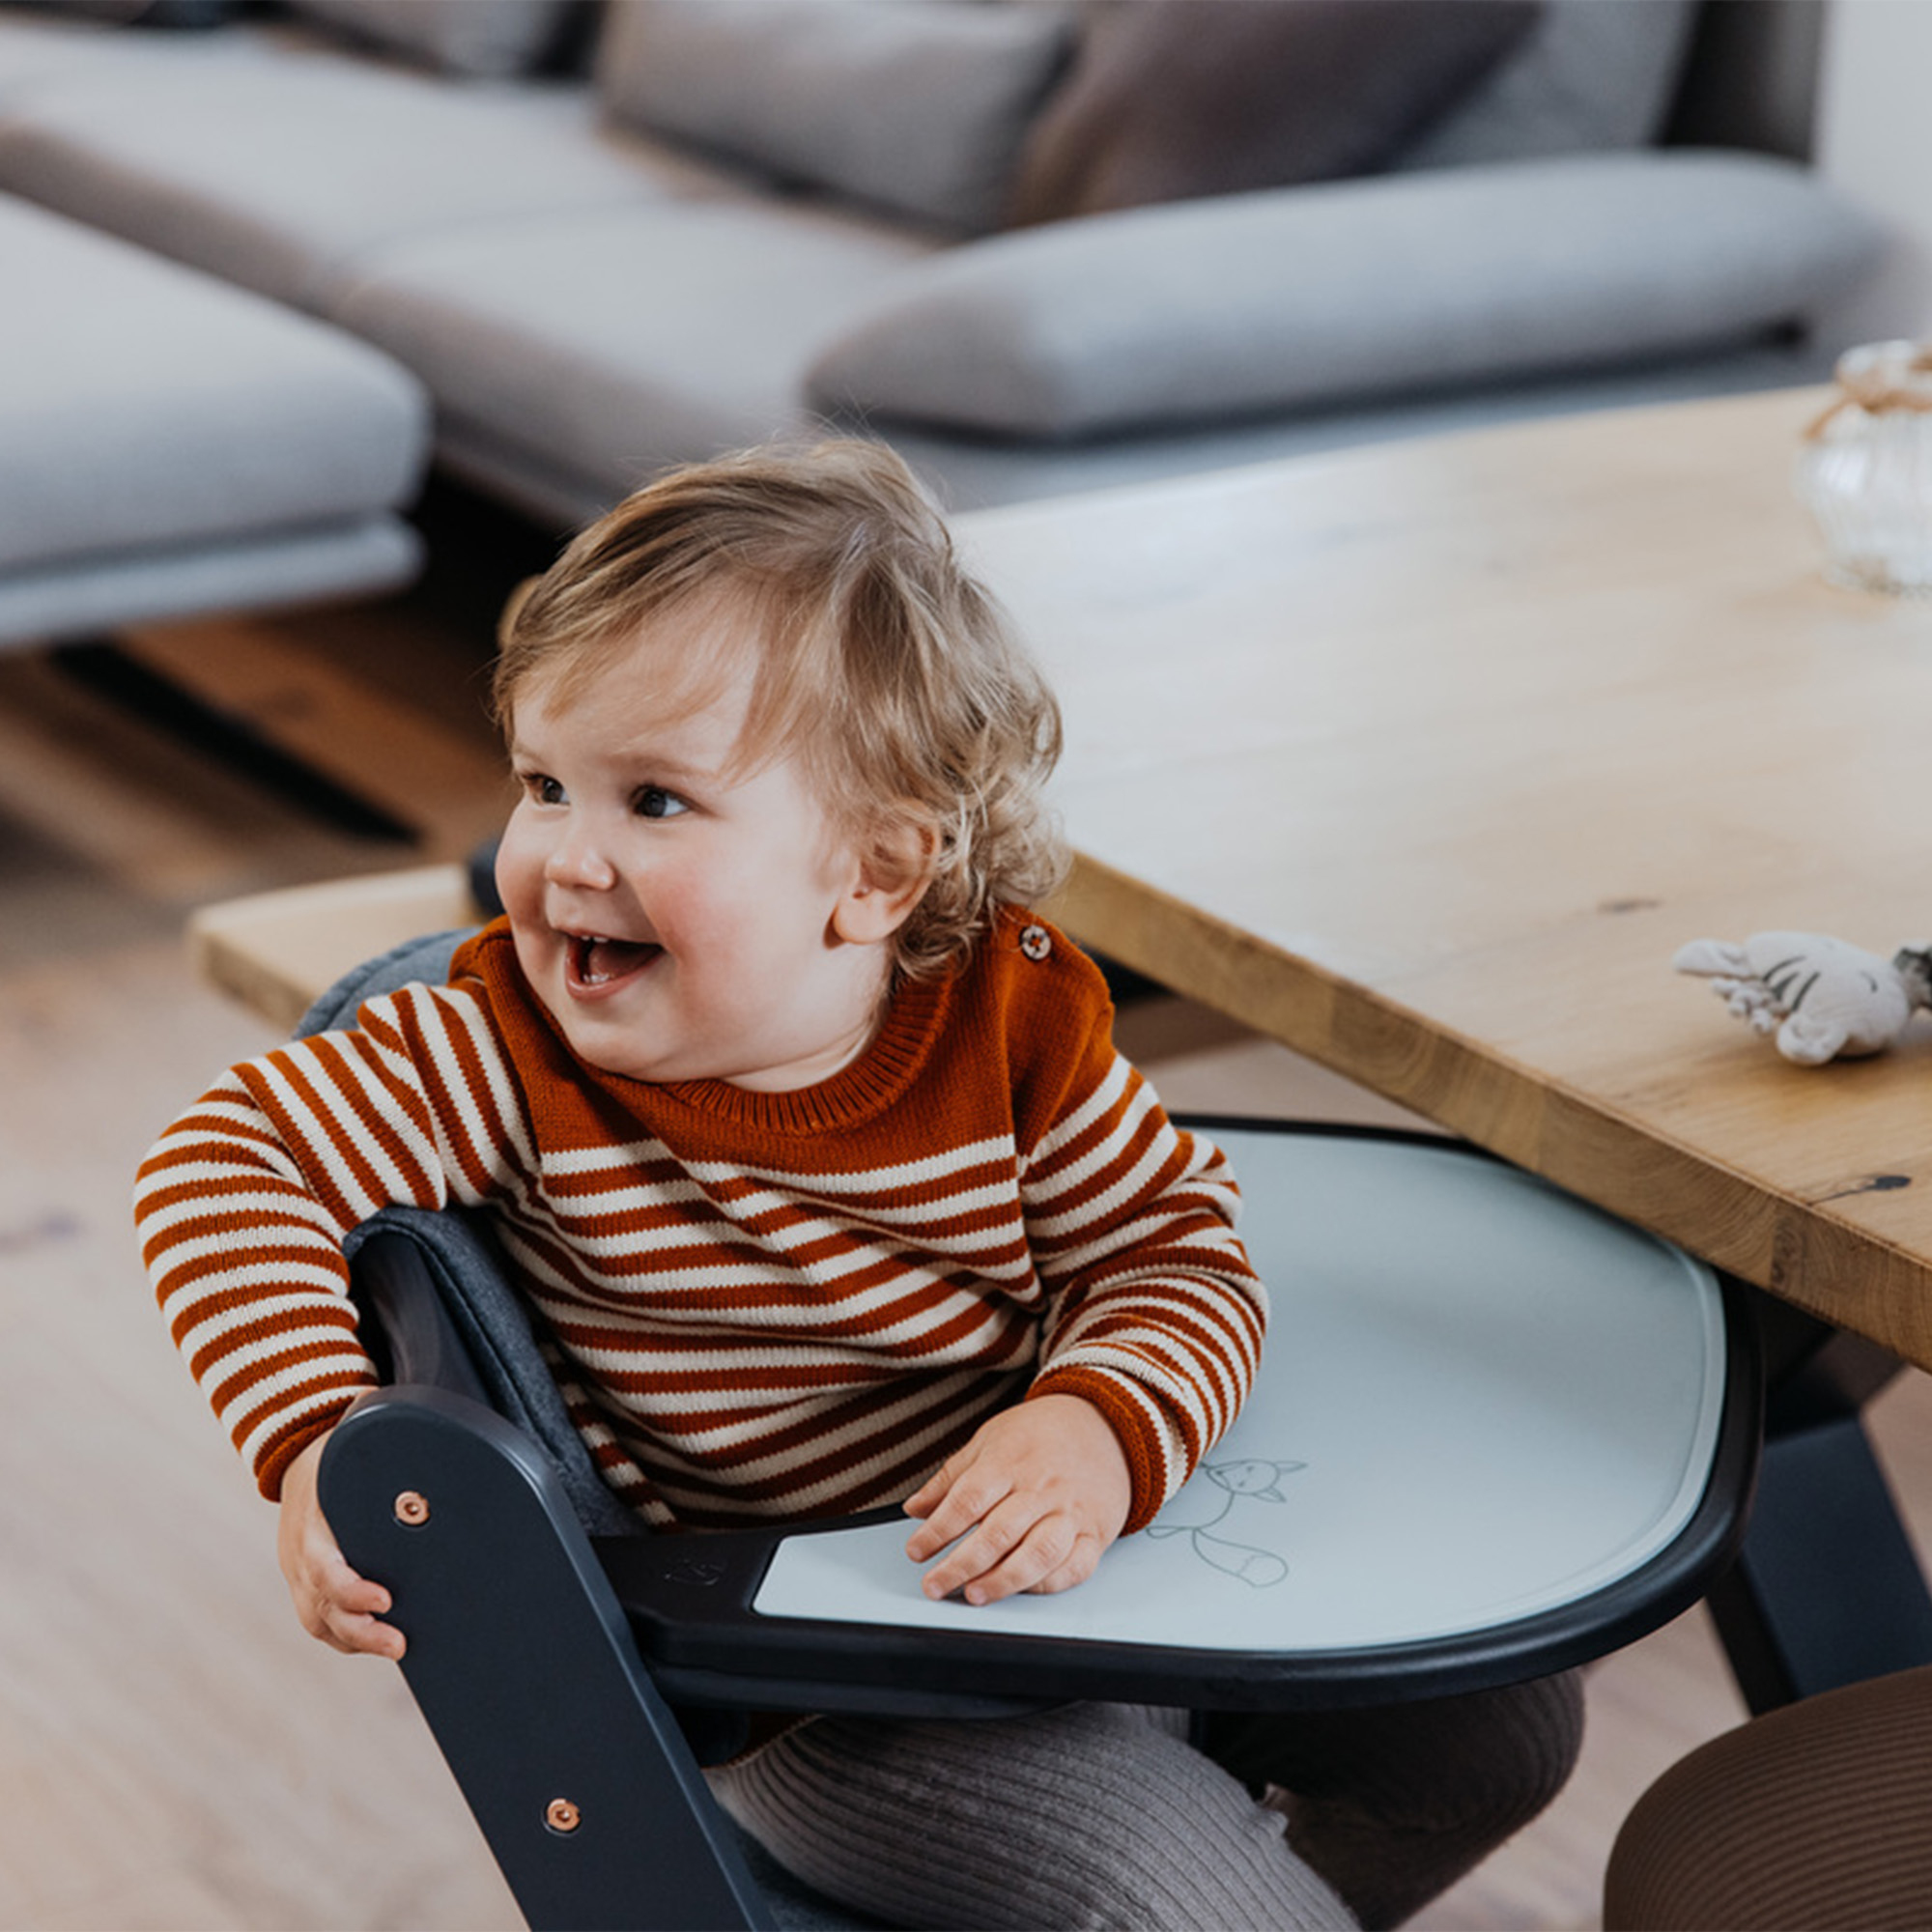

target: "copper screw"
[393,1491,431,1526]
[546,1799,582,1834]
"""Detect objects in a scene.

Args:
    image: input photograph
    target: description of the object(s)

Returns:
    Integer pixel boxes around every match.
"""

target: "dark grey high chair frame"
[316,1119,1761,1932]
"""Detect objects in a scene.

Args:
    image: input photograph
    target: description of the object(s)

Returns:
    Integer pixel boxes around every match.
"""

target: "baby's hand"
[902,1394,1131,1605]
[276,1432,406,1660]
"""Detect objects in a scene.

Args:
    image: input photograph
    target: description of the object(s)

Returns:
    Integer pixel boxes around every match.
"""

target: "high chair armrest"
[317,1387,774,1932]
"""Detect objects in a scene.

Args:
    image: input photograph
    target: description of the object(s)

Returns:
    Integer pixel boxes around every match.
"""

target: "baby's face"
[495,607,894,1093]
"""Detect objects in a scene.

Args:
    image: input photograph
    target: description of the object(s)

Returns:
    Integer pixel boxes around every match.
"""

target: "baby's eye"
[635,785,689,819]
[519,771,565,806]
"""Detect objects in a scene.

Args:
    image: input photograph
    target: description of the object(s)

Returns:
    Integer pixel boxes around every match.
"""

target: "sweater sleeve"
[1012,971,1266,1534]
[131,983,528,1499]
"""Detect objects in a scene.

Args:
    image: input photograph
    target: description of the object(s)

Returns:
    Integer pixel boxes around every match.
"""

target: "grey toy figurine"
[1673,931,1932,1065]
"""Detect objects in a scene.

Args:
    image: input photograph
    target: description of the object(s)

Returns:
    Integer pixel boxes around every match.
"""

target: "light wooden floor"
[6,526,1932,1931]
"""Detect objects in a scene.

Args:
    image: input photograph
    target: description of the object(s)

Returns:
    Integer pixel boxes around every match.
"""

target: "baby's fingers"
[901,1463,952,1524]
[916,1505,1023,1601]
[904,1459,1009,1564]
[297,1550,405,1658]
[318,1603,407,1661]
[926,1509,1095,1606]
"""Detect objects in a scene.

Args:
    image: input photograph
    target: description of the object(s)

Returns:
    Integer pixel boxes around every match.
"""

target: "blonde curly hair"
[493,440,1065,980]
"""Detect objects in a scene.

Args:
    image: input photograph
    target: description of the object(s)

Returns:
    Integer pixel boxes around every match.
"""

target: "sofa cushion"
[332,198,935,505]
[804,152,1888,441]
[283,0,579,78]
[595,0,1072,233]
[1006,0,1539,226]
[0,47,743,309]
[1395,0,1699,167]
[0,193,426,574]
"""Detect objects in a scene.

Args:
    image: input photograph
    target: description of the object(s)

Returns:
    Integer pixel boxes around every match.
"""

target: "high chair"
[304,930,1759,1932]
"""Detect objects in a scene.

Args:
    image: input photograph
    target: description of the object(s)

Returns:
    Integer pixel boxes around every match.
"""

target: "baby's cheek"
[495,853,553,971]
[494,816,551,916]
[647,870,736,952]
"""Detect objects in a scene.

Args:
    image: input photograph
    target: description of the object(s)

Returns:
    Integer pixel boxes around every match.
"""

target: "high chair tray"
[606,1124,1757,1711]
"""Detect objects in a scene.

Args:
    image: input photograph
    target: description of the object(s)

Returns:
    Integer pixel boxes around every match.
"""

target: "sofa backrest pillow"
[284,0,582,78]
[804,152,1887,442]
[1393,0,1701,167]
[1005,0,1542,227]
[594,0,1074,236]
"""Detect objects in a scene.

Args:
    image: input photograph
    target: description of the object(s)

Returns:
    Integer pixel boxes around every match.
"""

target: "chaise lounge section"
[0,189,426,652]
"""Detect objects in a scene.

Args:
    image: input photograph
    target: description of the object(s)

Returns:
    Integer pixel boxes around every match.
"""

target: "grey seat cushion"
[342,1201,649,1538]
[0,192,427,575]
[297,925,471,1033]
[332,198,935,507]
[0,33,747,310]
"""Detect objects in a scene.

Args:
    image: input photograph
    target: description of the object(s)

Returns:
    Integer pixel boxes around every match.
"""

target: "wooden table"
[194,387,1932,1367]
[954,385,1932,1375]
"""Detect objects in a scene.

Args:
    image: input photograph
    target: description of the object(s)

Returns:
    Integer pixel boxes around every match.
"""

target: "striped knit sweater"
[135,908,1265,1534]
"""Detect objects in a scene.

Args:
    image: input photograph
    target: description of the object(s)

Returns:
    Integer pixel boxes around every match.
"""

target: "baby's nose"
[545,827,617,890]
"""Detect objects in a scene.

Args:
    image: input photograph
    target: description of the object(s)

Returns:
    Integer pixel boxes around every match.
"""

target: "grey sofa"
[0,0,1889,554]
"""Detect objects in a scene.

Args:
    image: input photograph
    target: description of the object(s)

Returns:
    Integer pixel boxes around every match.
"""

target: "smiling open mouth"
[567,933,663,991]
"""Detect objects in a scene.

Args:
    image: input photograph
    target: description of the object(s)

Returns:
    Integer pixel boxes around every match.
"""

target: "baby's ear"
[833,817,940,947]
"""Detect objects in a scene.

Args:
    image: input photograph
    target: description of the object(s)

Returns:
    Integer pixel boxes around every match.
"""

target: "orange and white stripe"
[134,916,1265,1531]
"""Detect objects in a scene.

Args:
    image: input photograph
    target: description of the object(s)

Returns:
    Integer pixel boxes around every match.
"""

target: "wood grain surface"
[950,387,1932,1364]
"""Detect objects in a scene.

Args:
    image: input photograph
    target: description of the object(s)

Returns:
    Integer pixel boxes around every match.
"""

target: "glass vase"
[1795,339,1932,596]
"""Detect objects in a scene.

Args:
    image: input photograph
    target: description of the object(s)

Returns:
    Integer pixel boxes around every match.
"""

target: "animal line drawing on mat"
[1146,1457,1304,1587]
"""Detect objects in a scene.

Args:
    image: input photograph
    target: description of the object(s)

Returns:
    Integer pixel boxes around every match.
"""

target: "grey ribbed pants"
[707,1672,1584,1930]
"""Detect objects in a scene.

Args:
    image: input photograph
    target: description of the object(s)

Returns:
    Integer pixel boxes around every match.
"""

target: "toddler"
[136,440,1578,1930]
